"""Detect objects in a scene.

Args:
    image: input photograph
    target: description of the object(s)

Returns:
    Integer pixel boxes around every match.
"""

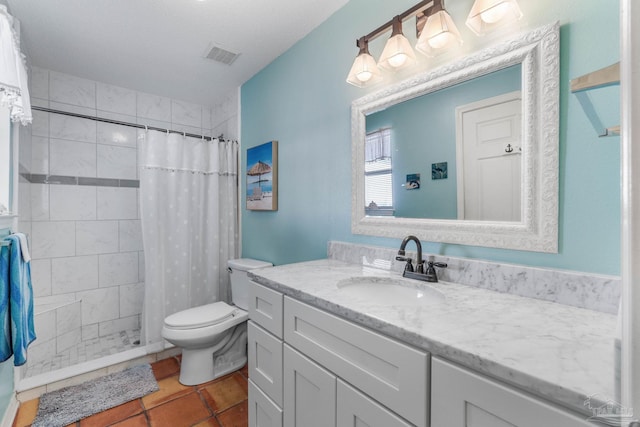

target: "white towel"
[13,232,30,263]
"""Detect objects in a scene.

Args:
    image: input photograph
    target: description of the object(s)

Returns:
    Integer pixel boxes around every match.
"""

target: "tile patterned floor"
[25,329,141,378]
[13,357,249,427]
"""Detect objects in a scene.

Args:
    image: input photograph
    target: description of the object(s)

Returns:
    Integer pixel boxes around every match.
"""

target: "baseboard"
[1,394,19,427]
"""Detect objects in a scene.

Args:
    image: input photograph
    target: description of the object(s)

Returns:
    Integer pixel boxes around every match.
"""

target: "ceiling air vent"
[204,43,240,66]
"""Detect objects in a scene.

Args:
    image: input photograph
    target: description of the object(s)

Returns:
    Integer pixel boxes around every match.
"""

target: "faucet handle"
[396,256,414,273]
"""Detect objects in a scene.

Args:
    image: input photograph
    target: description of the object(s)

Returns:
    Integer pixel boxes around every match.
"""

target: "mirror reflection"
[364,64,522,221]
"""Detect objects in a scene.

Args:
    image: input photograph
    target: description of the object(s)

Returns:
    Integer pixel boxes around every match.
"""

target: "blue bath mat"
[32,364,159,427]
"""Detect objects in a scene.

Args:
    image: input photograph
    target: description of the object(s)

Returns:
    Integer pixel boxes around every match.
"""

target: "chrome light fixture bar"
[347,0,522,88]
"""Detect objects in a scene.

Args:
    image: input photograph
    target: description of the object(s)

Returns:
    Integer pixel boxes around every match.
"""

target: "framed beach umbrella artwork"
[246,141,278,211]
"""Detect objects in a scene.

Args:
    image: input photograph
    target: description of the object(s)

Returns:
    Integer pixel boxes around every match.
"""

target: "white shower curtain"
[139,130,238,352]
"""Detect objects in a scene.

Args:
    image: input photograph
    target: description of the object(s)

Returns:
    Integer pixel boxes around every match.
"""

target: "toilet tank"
[227,258,272,310]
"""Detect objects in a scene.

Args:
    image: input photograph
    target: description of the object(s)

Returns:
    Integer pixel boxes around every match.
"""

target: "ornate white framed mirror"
[351,22,559,253]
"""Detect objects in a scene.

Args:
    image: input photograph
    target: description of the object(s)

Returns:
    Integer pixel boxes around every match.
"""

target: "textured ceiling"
[6,0,349,106]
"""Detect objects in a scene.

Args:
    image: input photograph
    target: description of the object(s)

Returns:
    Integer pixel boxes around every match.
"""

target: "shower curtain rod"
[31,106,229,142]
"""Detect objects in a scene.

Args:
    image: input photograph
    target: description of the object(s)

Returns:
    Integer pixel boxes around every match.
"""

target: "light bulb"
[388,53,409,68]
[357,70,373,82]
[480,1,510,24]
[428,32,454,49]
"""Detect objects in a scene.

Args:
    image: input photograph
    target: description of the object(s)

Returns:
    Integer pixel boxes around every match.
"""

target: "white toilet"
[161,258,272,385]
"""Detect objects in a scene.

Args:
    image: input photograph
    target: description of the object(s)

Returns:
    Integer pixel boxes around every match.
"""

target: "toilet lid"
[164,302,237,330]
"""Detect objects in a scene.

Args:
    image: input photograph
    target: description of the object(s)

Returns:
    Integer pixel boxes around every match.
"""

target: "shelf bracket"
[571,62,620,138]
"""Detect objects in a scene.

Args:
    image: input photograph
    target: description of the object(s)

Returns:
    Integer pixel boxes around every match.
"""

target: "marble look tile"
[76,220,119,255]
[171,99,202,128]
[77,287,120,325]
[82,324,99,341]
[30,259,52,297]
[119,282,144,317]
[49,185,96,221]
[96,83,136,116]
[57,328,82,353]
[18,182,31,221]
[31,136,49,175]
[34,310,56,343]
[49,114,96,143]
[99,252,139,287]
[51,255,99,294]
[98,315,139,337]
[49,101,97,118]
[97,144,137,180]
[31,221,76,259]
[30,66,49,100]
[97,187,137,220]
[138,251,145,282]
[31,97,49,108]
[57,302,82,335]
[97,122,137,148]
[119,220,143,252]
[31,110,49,138]
[49,71,96,109]
[137,92,171,122]
[49,139,97,177]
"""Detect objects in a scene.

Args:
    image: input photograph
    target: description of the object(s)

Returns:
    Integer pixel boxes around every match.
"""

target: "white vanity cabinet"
[248,282,285,427]
[430,357,593,427]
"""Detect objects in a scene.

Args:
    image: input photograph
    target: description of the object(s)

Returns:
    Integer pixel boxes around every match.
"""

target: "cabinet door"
[431,357,592,427]
[336,380,413,427]
[284,344,336,427]
[249,380,283,427]
[284,297,429,427]
[248,321,283,406]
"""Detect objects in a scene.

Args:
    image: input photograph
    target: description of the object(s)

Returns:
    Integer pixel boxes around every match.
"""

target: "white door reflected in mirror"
[456,91,522,221]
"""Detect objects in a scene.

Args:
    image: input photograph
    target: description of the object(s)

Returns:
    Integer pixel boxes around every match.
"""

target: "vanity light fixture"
[346,37,383,87]
[378,16,417,71]
[466,0,523,35]
[415,0,463,57]
[346,0,524,88]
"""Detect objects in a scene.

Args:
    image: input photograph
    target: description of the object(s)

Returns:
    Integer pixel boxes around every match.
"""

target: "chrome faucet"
[396,235,424,274]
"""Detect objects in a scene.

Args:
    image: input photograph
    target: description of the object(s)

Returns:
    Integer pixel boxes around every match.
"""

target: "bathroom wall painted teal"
[366,65,521,219]
[241,0,621,275]
[0,358,13,421]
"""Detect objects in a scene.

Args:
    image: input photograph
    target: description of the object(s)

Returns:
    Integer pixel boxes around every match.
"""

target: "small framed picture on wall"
[246,141,278,211]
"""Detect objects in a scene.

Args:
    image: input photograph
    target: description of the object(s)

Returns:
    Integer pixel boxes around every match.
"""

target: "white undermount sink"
[336,276,445,306]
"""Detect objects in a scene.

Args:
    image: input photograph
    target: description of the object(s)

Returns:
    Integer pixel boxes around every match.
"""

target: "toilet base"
[178,323,247,386]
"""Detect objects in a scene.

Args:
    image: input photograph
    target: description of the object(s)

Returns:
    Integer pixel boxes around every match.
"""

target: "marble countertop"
[248,259,618,417]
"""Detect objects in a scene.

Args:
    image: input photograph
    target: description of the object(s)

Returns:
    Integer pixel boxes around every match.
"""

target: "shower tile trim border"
[22,173,140,188]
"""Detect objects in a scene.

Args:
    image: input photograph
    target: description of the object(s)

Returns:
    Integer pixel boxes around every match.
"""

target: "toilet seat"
[164,302,238,330]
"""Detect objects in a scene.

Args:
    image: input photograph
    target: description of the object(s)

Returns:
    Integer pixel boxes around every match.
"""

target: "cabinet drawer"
[249,281,284,338]
[249,380,283,427]
[337,379,413,427]
[284,297,429,427]
[248,321,283,407]
[431,357,592,427]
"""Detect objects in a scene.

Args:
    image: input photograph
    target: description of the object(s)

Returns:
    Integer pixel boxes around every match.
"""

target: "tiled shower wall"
[19,66,239,362]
